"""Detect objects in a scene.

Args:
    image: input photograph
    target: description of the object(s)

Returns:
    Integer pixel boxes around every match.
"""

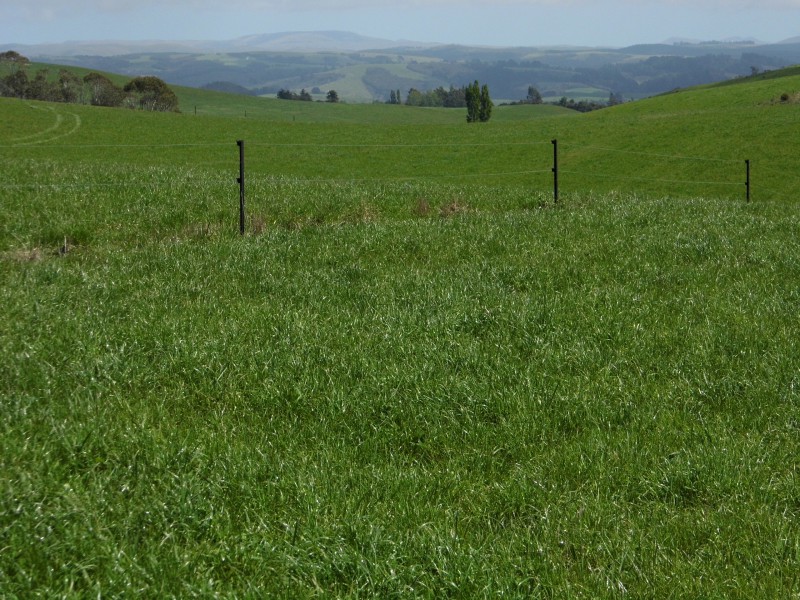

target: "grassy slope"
[1,71,799,597]
[5,64,796,202]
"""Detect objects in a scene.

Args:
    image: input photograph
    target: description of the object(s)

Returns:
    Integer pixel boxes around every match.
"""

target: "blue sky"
[2,0,798,47]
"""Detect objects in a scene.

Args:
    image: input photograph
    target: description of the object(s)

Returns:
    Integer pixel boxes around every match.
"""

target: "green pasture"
[1,70,799,597]
[3,65,799,202]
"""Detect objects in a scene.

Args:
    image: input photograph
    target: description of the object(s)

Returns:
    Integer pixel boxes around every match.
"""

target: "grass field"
[1,69,799,597]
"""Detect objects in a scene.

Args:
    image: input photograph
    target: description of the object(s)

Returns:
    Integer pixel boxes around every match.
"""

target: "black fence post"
[237,140,245,235]
[551,139,559,203]
[745,159,751,202]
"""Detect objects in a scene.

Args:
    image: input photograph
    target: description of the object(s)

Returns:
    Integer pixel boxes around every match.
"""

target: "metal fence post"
[745,159,751,202]
[551,139,559,203]
[237,140,245,235]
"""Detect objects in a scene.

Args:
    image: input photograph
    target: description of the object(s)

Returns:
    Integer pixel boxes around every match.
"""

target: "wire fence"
[0,137,760,203]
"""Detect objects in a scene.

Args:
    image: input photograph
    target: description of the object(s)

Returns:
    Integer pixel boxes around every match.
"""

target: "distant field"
[1,70,799,596]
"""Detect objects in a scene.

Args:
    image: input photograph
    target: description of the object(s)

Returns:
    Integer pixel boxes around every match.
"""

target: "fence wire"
[562,170,743,187]
[0,137,758,198]
[568,144,742,164]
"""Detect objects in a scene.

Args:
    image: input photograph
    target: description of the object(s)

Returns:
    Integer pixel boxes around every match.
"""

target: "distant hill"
[4,31,434,57]
[4,32,800,104]
[227,31,433,53]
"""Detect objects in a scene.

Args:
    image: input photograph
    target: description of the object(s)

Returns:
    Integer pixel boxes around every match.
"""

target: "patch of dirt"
[1,247,44,263]
[778,91,800,104]
[439,199,472,218]
[413,198,432,217]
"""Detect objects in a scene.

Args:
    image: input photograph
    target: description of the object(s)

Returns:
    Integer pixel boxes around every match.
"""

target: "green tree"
[466,81,492,122]
[0,50,30,73]
[58,69,82,103]
[405,88,424,106]
[527,85,543,104]
[326,89,339,103]
[123,76,179,112]
[465,80,480,122]
[479,84,493,122]
[27,69,60,102]
[442,85,467,108]
[84,72,125,107]
[1,69,29,99]
[0,51,31,98]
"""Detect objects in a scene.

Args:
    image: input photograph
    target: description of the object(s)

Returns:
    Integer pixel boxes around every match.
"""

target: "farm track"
[9,104,82,146]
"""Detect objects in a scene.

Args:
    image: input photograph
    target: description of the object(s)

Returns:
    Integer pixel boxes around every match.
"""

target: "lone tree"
[527,85,543,104]
[466,80,492,123]
[326,89,339,103]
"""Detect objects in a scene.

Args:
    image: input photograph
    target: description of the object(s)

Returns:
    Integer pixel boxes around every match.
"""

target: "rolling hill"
[7,32,800,103]
[1,58,798,209]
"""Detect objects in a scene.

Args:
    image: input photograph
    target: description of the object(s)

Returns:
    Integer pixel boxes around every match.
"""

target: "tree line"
[401,52,785,101]
[392,79,622,119]
[0,51,179,112]
[277,88,340,103]
[500,85,625,112]
[391,81,493,122]
[403,85,467,107]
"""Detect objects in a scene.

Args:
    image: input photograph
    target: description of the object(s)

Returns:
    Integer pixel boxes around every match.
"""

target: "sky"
[2,0,799,48]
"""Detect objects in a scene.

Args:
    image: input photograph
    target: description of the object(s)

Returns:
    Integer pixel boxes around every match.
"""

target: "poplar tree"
[479,84,493,122]
[466,80,480,122]
[466,80,492,123]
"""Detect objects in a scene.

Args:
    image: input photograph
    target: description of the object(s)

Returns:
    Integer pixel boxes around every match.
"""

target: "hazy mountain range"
[8,30,800,58]
[5,31,437,57]
[5,31,800,103]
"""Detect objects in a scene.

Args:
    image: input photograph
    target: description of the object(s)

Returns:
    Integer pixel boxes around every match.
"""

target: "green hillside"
[6,61,796,202]
[1,65,799,597]
[709,64,800,87]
